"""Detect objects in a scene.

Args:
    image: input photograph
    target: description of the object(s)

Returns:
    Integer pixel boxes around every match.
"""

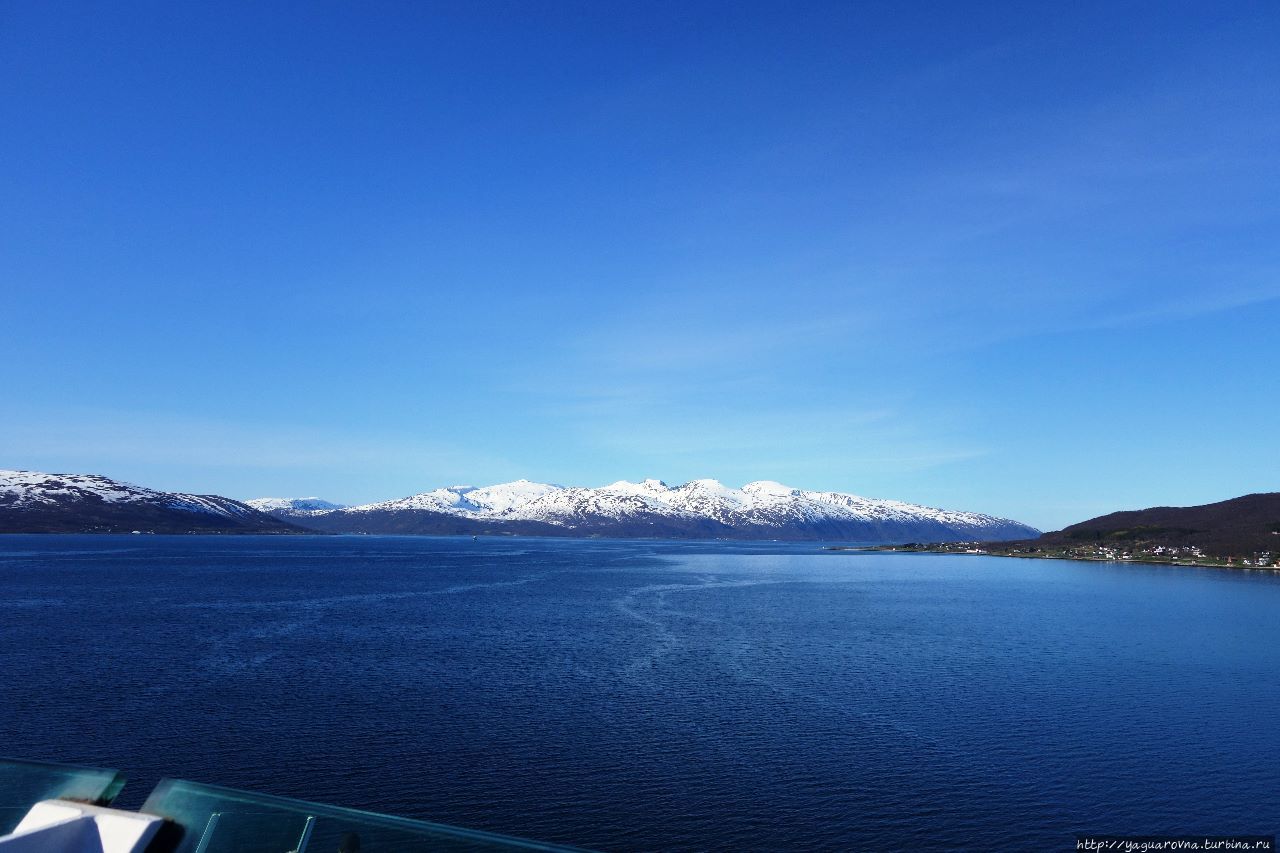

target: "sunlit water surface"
[1,535,1277,850]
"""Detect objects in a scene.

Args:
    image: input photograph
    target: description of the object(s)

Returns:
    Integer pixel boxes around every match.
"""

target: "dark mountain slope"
[1039,492,1280,557]
[0,470,305,534]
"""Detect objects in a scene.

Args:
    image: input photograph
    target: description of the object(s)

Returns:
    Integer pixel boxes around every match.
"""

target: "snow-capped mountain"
[245,497,347,514]
[278,478,1038,542]
[0,469,302,534]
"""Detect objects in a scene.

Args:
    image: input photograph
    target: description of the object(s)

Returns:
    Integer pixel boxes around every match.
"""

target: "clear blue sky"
[3,1,1277,530]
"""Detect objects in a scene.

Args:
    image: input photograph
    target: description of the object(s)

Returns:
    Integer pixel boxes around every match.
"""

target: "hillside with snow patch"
[245,497,347,514]
[0,470,303,534]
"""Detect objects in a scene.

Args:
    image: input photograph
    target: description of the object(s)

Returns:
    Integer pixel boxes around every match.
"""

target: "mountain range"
[0,469,1037,542]
[5,467,1272,567]
[250,477,1039,542]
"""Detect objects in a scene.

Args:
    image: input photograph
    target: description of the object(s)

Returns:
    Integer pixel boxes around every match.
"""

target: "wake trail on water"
[612,572,1055,821]
[196,573,553,672]
[175,574,550,611]
[614,575,784,678]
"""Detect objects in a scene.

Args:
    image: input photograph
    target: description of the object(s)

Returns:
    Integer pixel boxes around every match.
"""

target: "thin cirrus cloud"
[0,407,519,501]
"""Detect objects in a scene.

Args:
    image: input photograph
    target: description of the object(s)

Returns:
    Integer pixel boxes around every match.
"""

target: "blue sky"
[2,1,1277,530]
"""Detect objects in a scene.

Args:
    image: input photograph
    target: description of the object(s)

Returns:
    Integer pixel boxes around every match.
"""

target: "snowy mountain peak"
[681,479,738,497]
[1,469,146,506]
[0,469,300,533]
[245,497,346,513]
[742,480,801,498]
[602,479,671,495]
[463,480,560,513]
[675,479,751,511]
[0,469,249,517]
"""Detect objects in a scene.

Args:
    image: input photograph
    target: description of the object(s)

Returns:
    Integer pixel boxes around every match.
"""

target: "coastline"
[826,544,1280,574]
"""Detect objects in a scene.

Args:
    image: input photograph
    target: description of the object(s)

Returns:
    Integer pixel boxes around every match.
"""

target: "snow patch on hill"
[245,497,347,513]
[0,469,259,518]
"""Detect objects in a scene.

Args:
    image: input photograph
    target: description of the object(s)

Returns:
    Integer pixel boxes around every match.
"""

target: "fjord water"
[1,536,1277,851]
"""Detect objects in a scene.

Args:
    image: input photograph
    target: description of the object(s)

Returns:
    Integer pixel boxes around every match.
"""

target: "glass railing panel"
[0,757,127,835]
[141,779,586,852]
[183,810,313,853]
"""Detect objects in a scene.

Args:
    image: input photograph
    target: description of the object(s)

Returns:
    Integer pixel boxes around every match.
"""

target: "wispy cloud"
[566,311,867,373]
[1083,278,1280,330]
[0,405,522,500]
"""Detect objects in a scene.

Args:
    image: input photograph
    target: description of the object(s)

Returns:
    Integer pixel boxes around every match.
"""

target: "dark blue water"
[1,535,1277,851]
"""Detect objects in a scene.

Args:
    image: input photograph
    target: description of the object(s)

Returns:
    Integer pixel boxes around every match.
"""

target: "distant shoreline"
[826,544,1280,574]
